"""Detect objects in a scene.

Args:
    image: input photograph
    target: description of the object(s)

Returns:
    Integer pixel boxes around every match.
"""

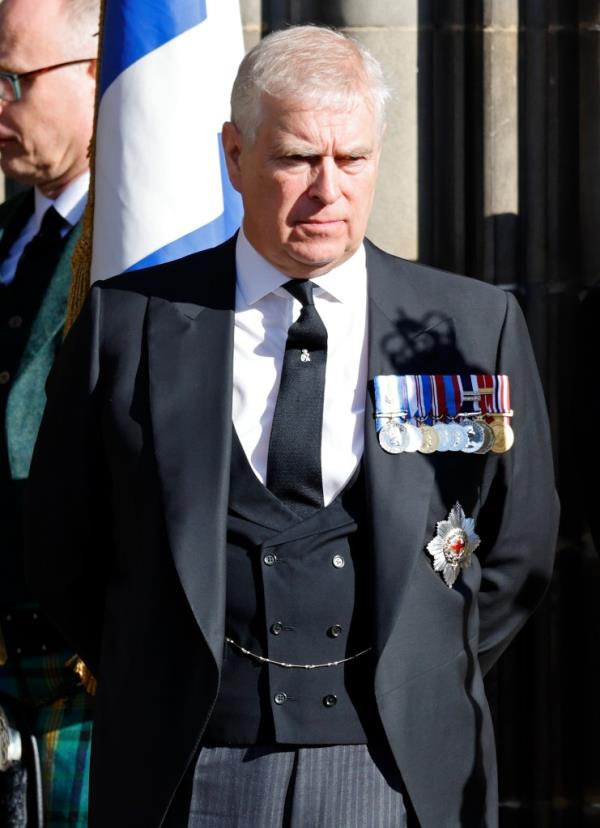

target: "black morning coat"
[24,236,559,827]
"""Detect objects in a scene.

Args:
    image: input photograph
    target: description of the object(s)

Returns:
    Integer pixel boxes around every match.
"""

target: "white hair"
[62,0,100,52]
[231,25,390,143]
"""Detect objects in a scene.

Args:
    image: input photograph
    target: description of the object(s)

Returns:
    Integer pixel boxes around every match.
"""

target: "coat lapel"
[364,242,445,657]
[7,226,81,479]
[147,242,236,670]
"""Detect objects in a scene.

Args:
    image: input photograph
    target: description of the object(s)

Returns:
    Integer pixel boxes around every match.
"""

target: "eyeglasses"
[0,58,95,102]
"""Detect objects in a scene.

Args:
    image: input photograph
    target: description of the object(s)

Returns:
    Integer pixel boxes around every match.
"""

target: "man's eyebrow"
[270,141,374,157]
[339,145,374,157]
[270,139,318,156]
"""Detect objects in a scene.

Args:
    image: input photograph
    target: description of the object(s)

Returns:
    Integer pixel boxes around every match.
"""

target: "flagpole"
[64,0,107,334]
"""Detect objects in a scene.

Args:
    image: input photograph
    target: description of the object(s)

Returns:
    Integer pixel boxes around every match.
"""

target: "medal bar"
[373,374,515,455]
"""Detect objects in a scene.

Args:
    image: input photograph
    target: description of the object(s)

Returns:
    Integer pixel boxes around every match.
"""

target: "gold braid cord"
[63,0,108,693]
[67,656,98,696]
[64,0,107,335]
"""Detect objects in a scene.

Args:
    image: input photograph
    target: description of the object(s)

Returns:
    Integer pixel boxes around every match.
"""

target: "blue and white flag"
[90,0,244,282]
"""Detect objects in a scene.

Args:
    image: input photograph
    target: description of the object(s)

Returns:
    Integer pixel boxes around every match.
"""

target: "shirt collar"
[33,171,90,233]
[235,226,366,309]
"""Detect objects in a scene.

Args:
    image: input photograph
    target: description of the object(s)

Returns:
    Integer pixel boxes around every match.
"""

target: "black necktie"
[267,279,328,517]
[13,206,68,286]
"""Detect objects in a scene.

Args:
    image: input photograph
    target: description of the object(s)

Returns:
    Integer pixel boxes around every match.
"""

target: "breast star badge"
[426,502,481,588]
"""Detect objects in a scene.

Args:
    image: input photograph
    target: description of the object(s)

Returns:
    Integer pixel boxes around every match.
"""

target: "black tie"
[267,279,328,517]
[13,206,68,286]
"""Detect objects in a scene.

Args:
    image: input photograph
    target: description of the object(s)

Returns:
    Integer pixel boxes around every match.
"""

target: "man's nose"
[307,158,341,204]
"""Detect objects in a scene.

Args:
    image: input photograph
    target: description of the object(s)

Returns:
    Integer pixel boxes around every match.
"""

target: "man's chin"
[284,243,350,274]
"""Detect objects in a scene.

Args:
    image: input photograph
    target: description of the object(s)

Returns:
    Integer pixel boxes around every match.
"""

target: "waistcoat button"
[274,692,287,705]
[8,315,22,329]
[0,371,11,385]
[271,622,284,635]
[263,553,277,566]
[323,694,338,708]
[332,554,345,569]
[328,625,343,638]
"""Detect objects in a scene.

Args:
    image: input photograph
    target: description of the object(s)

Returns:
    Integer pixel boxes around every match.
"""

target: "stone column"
[337,2,421,261]
[241,0,261,50]
[481,0,519,285]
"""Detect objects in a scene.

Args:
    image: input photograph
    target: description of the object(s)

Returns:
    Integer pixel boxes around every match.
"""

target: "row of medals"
[378,415,514,455]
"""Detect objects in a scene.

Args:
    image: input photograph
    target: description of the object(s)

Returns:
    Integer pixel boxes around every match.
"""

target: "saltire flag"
[90,0,244,283]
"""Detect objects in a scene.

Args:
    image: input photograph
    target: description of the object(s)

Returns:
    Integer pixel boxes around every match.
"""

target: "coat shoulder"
[0,189,33,228]
[94,237,236,310]
[365,239,510,321]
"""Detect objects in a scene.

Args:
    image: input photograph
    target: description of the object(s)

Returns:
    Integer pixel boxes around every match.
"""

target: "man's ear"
[221,121,244,193]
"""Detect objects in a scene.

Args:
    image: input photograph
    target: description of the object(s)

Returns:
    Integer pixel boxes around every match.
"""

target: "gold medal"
[490,420,515,453]
[418,424,439,454]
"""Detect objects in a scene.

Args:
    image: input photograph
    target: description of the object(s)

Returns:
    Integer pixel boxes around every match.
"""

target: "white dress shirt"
[233,228,369,505]
[0,171,90,285]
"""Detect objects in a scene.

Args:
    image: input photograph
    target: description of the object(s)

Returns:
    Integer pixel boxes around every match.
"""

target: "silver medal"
[474,421,495,454]
[460,419,486,453]
[433,422,451,452]
[378,420,408,454]
[404,423,423,453]
[447,422,468,452]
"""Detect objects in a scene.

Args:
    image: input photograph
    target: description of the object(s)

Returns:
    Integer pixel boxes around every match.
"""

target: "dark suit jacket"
[0,191,80,605]
[25,237,559,827]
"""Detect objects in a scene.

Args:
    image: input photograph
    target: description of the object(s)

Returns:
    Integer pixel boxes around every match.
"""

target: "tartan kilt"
[0,649,93,827]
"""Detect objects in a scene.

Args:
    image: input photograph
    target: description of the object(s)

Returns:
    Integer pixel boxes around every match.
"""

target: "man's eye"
[339,156,366,166]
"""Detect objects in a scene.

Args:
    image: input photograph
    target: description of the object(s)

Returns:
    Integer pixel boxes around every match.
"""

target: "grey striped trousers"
[184,744,407,828]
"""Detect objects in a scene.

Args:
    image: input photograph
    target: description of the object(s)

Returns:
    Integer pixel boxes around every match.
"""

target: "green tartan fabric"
[0,648,93,826]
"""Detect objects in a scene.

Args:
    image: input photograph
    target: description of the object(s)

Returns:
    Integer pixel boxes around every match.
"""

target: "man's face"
[223,91,381,278]
[0,0,95,197]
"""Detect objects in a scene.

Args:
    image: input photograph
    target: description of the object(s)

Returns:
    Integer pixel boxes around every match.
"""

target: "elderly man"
[26,26,558,828]
[0,0,97,824]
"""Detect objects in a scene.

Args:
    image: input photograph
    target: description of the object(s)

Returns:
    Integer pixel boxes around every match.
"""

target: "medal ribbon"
[497,374,511,414]
[404,375,419,424]
[476,374,511,416]
[418,375,434,424]
[433,375,447,421]
[459,375,481,417]
[375,374,511,431]
[477,375,491,419]
[396,375,409,422]
[442,375,458,419]
[373,375,403,432]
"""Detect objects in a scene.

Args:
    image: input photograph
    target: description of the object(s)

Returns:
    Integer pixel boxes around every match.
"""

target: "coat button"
[323,694,338,708]
[274,692,287,705]
[328,625,343,638]
[271,622,284,635]
[263,553,277,566]
[0,371,11,385]
[332,554,345,569]
[8,315,22,329]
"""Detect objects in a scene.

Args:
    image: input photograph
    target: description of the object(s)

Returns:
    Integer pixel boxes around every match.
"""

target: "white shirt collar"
[33,171,90,232]
[235,226,366,309]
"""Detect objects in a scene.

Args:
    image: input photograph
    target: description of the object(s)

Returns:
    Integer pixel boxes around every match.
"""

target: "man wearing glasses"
[0,0,97,824]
